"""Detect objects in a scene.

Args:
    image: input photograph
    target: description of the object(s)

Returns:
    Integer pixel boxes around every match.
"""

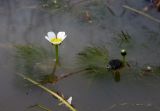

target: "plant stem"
[29,104,52,111]
[57,69,86,81]
[51,45,59,75]
[17,73,77,111]
[52,61,57,75]
[122,56,126,66]
[37,104,52,111]
[55,45,59,64]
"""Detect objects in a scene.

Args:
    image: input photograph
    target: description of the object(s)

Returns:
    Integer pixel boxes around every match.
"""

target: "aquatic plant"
[15,45,50,76]
[77,46,109,79]
[117,30,132,47]
[45,31,66,64]
[15,32,80,84]
[15,44,60,85]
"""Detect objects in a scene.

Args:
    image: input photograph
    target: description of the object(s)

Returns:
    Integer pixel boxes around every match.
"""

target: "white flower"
[45,31,67,45]
[67,96,72,104]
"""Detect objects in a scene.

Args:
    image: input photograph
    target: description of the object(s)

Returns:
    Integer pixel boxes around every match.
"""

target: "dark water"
[0,0,160,111]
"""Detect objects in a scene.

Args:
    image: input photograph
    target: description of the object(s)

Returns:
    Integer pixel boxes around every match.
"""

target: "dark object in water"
[106,49,127,82]
[108,59,123,70]
[107,49,127,70]
[108,59,123,82]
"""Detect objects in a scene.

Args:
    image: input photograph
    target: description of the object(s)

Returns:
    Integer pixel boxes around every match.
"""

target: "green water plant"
[15,45,50,76]
[15,44,59,86]
[77,46,109,79]
[117,30,132,46]
[15,36,82,84]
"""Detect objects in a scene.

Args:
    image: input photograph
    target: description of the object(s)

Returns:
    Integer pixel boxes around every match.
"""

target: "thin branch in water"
[28,104,52,111]
[58,69,87,81]
[123,5,160,23]
[106,5,115,16]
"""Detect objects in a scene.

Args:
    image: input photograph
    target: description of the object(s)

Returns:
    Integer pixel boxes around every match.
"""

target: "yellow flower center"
[50,38,62,44]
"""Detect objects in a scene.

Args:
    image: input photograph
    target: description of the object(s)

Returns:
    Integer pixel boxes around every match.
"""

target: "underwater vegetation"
[77,46,110,79]
[15,31,77,111]
[118,31,131,44]
[18,73,76,111]
[115,30,133,48]
[15,44,130,82]
[77,46,129,82]
[15,45,51,75]
[14,44,59,84]
[14,39,160,111]
[15,44,66,84]
[3,0,160,111]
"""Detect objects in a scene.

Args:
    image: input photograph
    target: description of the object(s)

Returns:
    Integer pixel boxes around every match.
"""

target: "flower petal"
[67,97,72,104]
[45,36,50,42]
[57,32,67,41]
[47,31,56,39]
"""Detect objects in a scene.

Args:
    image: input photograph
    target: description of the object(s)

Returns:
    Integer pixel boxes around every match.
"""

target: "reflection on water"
[1,0,160,111]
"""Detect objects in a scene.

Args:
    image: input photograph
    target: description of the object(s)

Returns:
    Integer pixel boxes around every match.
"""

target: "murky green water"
[0,0,160,111]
